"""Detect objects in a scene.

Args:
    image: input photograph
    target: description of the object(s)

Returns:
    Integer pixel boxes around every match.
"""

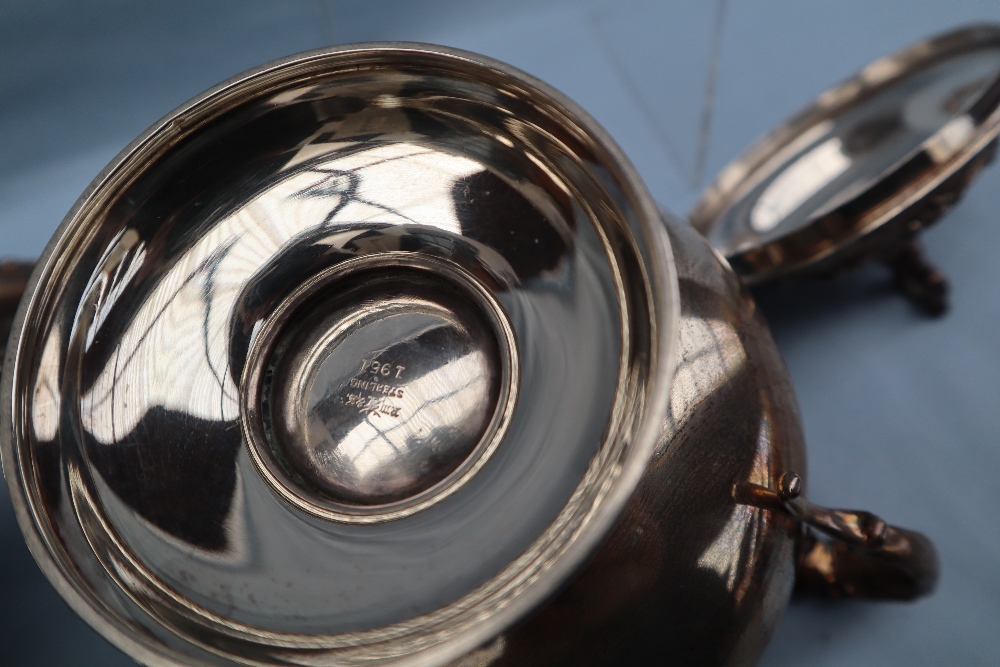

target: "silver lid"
[690,25,1000,312]
[1,44,678,666]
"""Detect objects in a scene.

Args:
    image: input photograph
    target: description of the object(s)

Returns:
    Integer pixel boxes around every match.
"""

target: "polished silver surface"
[0,150,940,665]
[444,213,808,667]
[441,212,936,666]
[0,43,678,666]
[691,25,1000,289]
[1,34,943,667]
[248,258,518,522]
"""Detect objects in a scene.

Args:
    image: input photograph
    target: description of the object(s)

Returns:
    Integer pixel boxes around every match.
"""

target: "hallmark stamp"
[339,357,408,418]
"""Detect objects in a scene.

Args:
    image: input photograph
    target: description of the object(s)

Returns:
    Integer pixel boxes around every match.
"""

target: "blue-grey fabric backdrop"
[2,1,998,665]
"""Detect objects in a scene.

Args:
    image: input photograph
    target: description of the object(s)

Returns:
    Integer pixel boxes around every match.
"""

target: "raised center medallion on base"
[247,262,517,523]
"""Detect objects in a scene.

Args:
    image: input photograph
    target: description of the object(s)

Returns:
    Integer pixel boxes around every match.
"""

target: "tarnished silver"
[691,25,1000,315]
[1,42,938,667]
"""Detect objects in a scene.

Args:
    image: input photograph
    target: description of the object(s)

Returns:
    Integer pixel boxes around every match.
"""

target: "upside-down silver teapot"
[5,25,1000,667]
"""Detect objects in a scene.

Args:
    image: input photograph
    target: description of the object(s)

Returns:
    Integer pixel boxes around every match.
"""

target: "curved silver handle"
[736,472,939,601]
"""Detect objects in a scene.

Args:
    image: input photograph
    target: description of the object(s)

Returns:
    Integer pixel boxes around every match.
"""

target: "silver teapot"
[4,26,998,667]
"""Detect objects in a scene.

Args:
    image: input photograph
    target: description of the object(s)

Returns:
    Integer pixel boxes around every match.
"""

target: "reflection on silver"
[692,26,1000,287]
[318,349,490,490]
[79,143,491,446]
[925,114,975,161]
[2,44,678,666]
[288,141,483,236]
[31,327,62,442]
[665,313,747,435]
[697,504,758,590]
[751,134,850,233]
[697,417,774,599]
[2,34,945,667]
[255,263,516,520]
[736,48,1000,246]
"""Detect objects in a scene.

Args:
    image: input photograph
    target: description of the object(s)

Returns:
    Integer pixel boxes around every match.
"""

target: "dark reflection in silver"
[5,45,673,663]
[65,108,619,629]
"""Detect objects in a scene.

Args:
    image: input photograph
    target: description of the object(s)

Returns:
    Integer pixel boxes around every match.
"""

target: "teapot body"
[1,43,936,667]
[451,214,806,667]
